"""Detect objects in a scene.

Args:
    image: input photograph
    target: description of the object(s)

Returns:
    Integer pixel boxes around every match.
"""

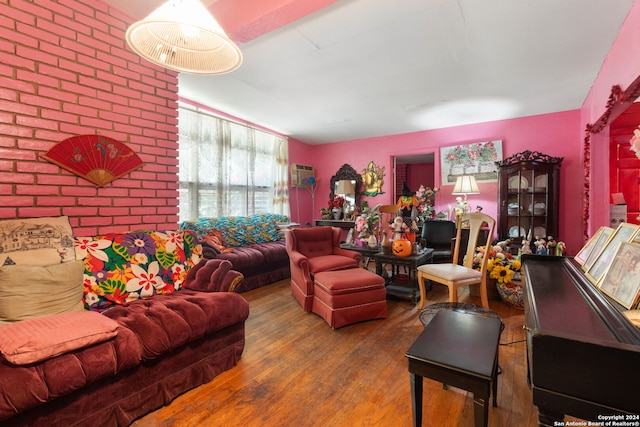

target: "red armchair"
[285,226,361,312]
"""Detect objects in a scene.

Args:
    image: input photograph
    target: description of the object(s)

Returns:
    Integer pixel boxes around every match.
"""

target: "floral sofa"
[0,219,249,426]
[180,213,291,292]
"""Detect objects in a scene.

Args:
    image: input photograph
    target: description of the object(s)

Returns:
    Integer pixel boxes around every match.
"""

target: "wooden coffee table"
[373,249,433,304]
[406,309,502,427]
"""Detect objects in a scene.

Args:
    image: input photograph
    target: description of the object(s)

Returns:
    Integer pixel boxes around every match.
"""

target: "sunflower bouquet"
[472,243,521,284]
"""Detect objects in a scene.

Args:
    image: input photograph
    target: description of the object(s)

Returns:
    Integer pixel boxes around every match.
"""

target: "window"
[178,106,289,222]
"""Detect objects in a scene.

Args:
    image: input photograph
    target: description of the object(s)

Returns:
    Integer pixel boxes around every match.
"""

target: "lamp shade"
[452,175,480,195]
[125,0,242,75]
[336,180,355,195]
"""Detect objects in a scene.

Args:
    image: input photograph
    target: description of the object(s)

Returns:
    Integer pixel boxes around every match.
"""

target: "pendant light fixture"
[125,0,242,75]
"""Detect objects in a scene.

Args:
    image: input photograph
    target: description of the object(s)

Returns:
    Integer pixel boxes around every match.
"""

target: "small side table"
[406,309,502,427]
[373,249,433,304]
[339,243,380,268]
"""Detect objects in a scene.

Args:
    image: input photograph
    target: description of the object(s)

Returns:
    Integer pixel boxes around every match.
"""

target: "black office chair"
[421,220,456,263]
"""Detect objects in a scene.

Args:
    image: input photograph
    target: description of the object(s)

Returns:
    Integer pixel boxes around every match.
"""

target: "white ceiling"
[105,0,635,145]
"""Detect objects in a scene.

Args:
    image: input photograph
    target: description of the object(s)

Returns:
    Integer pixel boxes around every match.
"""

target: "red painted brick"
[61,39,96,58]
[16,45,57,66]
[0,147,35,160]
[77,197,106,207]
[2,6,36,26]
[0,160,12,171]
[37,196,75,206]
[113,215,142,225]
[0,99,37,116]
[129,189,156,198]
[60,80,97,97]
[2,195,34,206]
[0,52,34,70]
[113,198,141,207]
[37,87,76,103]
[0,208,18,218]
[17,115,58,130]
[80,216,113,227]
[16,161,58,173]
[71,227,97,237]
[78,75,111,91]
[15,0,54,20]
[64,102,97,117]
[37,174,79,186]
[21,93,62,109]
[0,88,18,101]
[42,109,78,124]
[63,207,98,217]
[98,207,129,216]
[78,95,110,111]
[76,33,109,54]
[95,49,126,68]
[16,184,59,195]
[97,188,128,197]
[61,186,98,197]
[18,207,62,217]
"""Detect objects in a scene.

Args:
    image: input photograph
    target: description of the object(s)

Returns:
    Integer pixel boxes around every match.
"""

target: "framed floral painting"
[440,140,503,185]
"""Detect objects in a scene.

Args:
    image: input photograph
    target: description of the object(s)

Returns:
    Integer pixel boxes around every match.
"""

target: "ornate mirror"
[329,164,363,207]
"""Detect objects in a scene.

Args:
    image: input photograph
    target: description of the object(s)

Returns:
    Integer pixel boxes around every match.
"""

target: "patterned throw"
[74,230,202,312]
[180,213,289,248]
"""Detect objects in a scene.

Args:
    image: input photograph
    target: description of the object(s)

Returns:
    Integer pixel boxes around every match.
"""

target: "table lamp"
[336,179,356,218]
[452,175,480,214]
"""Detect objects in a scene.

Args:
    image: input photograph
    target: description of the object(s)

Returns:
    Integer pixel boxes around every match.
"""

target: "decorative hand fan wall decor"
[42,135,144,187]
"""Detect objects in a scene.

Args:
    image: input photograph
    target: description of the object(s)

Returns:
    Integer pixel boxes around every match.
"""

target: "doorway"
[393,153,435,203]
[609,102,640,224]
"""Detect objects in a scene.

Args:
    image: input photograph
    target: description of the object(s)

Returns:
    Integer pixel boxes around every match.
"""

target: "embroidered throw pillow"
[0,216,75,266]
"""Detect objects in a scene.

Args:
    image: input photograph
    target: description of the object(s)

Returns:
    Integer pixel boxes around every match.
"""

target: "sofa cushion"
[0,321,142,421]
[74,230,202,312]
[0,311,119,365]
[103,290,250,360]
[181,213,289,248]
[0,261,85,324]
[0,216,76,266]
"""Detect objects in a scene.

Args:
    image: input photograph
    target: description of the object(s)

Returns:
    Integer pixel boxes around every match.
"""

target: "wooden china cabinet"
[496,151,563,246]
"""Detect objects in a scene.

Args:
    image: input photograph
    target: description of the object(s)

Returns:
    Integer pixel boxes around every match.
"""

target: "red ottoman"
[313,268,387,329]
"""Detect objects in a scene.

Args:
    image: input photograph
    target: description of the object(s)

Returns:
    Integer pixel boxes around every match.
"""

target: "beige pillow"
[0,311,119,365]
[0,216,75,266]
[0,261,85,324]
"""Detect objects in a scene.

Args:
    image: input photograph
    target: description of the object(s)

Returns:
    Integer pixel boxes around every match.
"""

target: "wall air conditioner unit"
[291,164,314,188]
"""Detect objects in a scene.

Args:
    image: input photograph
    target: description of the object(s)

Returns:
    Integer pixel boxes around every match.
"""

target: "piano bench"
[406,309,503,427]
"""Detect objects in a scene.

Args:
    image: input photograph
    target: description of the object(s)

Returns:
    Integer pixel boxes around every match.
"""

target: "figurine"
[520,238,532,255]
[556,241,566,256]
[391,216,407,240]
[546,236,557,256]
[534,237,547,255]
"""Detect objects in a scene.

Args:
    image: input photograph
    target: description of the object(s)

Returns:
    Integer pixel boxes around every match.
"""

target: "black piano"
[522,255,640,426]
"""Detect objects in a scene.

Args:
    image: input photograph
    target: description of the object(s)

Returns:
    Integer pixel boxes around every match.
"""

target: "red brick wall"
[0,0,179,236]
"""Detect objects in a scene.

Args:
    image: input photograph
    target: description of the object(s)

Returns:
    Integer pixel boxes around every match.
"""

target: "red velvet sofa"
[180,213,291,292]
[0,229,249,426]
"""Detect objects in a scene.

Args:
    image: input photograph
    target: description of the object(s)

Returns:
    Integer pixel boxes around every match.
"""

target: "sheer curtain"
[178,106,289,222]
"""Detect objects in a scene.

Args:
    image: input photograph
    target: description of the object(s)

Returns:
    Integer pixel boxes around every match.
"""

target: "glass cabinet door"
[497,151,563,250]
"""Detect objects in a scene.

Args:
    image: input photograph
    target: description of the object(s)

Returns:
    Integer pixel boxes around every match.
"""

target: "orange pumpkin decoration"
[392,239,412,257]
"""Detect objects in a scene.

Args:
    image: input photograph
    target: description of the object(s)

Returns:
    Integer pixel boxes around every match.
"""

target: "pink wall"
[290,110,583,254]
[0,0,179,236]
[581,0,640,236]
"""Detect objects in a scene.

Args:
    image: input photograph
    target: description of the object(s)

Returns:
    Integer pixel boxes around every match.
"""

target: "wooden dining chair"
[416,212,496,309]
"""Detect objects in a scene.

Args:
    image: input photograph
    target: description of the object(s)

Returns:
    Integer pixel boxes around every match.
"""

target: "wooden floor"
[133,276,541,427]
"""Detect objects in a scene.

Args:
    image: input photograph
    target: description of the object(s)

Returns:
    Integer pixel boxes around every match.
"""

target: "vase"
[332,207,342,220]
[496,279,524,310]
[367,234,377,248]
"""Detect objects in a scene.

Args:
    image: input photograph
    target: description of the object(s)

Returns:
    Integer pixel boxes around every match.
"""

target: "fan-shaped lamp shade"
[452,175,480,196]
[42,135,144,187]
[125,0,242,75]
